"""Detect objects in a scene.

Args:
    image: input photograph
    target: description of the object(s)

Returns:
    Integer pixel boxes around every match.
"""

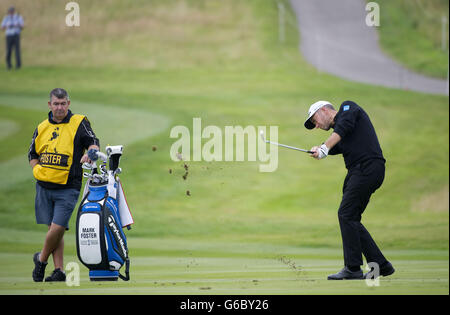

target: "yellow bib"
[33,114,85,185]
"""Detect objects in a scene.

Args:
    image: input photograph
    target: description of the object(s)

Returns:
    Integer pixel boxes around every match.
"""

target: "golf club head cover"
[88,148,99,161]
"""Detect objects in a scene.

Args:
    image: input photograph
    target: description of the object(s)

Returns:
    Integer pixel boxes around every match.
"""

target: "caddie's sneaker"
[364,261,395,279]
[32,252,48,282]
[45,268,66,282]
[327,267,364,280]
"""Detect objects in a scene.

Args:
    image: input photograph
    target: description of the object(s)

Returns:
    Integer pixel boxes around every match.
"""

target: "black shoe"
[32,252,48,282]
[327,267,364,280]
[364,261,395,279]
[45,268,66,282]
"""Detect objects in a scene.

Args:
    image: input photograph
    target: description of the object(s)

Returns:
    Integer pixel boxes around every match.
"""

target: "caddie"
[305,100,395,280]
[28,88,100,282]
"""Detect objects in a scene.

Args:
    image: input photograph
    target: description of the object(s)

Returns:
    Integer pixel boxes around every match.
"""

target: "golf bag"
[76,145,133,281]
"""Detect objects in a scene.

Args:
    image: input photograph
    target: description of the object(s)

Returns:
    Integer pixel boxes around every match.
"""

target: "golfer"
[305,100,395,280]
[28,88,100,282]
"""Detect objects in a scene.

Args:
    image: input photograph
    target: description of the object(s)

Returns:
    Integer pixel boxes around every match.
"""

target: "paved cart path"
[289,0,448,95]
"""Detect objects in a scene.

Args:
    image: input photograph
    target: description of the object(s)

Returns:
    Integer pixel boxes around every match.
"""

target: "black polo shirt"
[329,101,385,169]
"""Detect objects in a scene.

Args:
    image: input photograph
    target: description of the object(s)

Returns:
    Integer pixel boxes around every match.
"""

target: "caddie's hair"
[49,88,70,102]
[324,104,335,111]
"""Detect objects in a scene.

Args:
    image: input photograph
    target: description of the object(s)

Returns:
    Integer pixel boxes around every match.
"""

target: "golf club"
[260,130,315,154]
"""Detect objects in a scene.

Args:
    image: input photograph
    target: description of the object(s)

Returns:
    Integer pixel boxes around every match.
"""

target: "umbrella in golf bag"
[76,145,134,281]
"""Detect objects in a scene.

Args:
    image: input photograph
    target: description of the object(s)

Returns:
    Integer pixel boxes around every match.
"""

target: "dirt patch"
[412,185,449,213]
[276,255,303,278]
[169,154,191,196]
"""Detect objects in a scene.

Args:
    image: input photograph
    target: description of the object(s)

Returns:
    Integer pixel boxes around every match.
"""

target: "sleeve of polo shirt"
[328,141,342,155]
[79,117,100,149]
[333,105,360,139]
[28,128,39,161]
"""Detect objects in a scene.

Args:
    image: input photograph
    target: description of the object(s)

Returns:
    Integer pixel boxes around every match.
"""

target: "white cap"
[304,100,332,129]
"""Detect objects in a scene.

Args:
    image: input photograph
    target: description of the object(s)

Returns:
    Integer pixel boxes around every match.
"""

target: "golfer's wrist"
[318,144,329,159]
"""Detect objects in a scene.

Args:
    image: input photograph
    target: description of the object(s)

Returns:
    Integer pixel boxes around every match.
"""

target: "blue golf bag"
[76,146,131,281]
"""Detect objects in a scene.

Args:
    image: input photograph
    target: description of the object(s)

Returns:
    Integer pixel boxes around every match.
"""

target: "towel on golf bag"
[117,178,134,228]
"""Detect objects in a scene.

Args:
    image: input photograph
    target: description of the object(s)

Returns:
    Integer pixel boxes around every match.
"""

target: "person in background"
[1,6,24,70]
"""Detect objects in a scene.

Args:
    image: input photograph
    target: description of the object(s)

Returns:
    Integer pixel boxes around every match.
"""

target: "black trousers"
[6,34,21,69]
[338,159,387,267]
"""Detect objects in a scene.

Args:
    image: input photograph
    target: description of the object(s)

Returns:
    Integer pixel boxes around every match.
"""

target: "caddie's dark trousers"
[338,159,388,268]
[6,34,21,69]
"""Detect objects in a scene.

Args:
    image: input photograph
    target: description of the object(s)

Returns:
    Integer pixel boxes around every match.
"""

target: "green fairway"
[0,230,448,295]
[0,0,448,295]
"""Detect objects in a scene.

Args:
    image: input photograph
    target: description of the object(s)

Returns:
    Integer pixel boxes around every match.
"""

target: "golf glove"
[317,144,329,159]
[87,148,99,161]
